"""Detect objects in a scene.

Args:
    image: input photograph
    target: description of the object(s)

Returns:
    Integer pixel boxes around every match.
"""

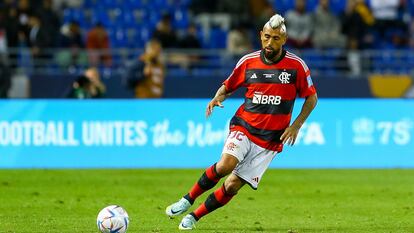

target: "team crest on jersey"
[226,142,238,151]
[278,71,291,84]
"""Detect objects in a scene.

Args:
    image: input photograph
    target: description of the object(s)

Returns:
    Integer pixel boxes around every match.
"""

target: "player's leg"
[179,140,278,230]
[179,174,245,230]
[184,153,239,203]
[166,153,238,217]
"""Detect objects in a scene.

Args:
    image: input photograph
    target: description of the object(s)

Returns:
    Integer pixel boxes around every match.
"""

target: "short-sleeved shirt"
[223,49,317,152]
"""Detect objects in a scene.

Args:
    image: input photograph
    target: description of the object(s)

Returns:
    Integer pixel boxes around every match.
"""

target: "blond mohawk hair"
[264,14,287,34]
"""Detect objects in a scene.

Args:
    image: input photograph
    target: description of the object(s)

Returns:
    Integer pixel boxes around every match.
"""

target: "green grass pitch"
[0,169,413,233]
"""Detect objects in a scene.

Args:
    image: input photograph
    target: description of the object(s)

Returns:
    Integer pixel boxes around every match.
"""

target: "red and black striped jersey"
[223,49,317,152]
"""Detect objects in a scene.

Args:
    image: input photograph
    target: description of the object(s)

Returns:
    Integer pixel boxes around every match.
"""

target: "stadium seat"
[63,8,86,24]
[171,8,189,29]
[124,0,148,9]
[101,0,118,8]
[89,8,110,26]
[138,26,152,43]
[83,0,98,8]
[206,27,227,49]
[273,0,294,14]
[330,0,346,14]
[305,0,319,11]
[120,9,139,28]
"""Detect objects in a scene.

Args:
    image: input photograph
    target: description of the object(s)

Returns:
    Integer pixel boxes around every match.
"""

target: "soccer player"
[166,14,318,230]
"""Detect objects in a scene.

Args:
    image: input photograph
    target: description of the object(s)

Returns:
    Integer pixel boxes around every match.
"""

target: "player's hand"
[280,125,300,146]
[206,98,224,118]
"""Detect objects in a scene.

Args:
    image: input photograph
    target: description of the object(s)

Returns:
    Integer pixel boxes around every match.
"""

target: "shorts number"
[229,131,245,141]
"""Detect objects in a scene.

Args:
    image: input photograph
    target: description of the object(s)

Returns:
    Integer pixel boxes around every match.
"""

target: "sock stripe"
[205,163,220,182]
[192,204,208,220]
[197,172,218,190]
[215,185,234,204]
[192,185,236,220]
[187,164,222,204]
[204,192,223,211]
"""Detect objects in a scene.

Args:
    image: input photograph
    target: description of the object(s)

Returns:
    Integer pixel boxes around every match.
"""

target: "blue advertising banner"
[0,99,413,168]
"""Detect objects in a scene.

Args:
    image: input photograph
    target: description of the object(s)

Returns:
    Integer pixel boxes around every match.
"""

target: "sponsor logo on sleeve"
[307,75,313,87]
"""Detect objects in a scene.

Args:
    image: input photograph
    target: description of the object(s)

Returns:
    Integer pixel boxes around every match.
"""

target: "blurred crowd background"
[0,0,413,98]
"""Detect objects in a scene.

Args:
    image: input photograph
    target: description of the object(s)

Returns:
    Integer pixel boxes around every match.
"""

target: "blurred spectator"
[178,24,201,49]
[216,0,250,24]
[152,13,178,48]
[67,75,93,99]
[67,67,106,99]
[28,14,52,61]
[369,0,406,37]
[249,0,275,46]
[189,0,218,14]
[341,0,366,76]
[410,20,414,48]
[0,32,7,71]
[312,0,346,49]
[52,0,83,11]
[354,0,375,26]
[0,59,11,98]
[385,29,409,49]
[0,10,8,57]
[86,23,111,67]
[36,0,60,48]
[352,0,376,48]
[2,6,21,68]
[60,21,83,48]
[4,6,20,49]
[249,0,275,32]
[17,0,33,46]
[226,21,252,55]
[84,67,106,98]
[127,39,165,98]
[59,21,84,66]
[285,0,313,49]
[341,0,368,49]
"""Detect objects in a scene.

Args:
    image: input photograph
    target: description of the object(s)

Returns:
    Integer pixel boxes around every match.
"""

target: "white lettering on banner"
[32,122,44,146]
[393,119,412,145]
[151,120,185,147]
[82,121,147,146]
[187,121,228,147]
[353,118,413,145]
[0,121,79,146]
[353,118,375,145]
[296,122,325,145]
[377,119,412,145]
[10,121,23,145]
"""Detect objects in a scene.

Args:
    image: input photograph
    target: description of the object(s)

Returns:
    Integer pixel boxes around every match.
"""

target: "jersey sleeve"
[296,60,316,98]
[223,58,247,93]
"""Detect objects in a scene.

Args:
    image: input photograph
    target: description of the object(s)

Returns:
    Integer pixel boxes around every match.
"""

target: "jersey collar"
[260,49,286,65]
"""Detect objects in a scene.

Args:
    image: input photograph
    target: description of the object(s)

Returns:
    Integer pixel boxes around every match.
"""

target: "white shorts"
[221,131,278,189]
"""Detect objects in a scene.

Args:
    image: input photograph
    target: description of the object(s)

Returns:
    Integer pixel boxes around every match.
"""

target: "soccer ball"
[97,205,129,233]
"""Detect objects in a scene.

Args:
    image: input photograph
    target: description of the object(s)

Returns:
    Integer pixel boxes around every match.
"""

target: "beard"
[263,47,280,61]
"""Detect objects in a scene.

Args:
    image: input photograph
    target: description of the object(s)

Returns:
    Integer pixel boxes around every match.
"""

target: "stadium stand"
[0,0,413,98]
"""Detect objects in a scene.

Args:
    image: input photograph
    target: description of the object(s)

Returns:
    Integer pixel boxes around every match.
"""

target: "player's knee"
[224,176,244,195]
[215,163,232,177]
[216,154,239,176]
